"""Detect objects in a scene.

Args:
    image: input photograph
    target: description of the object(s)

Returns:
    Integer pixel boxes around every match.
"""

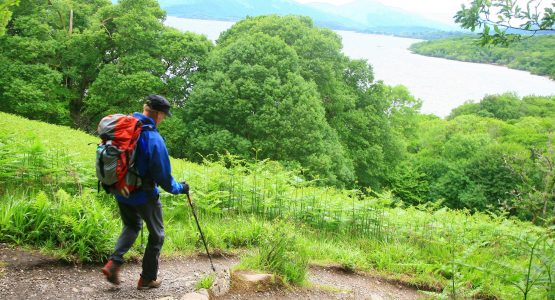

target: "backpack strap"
[141,124,155,131]
[98,146,108,178]
[130,113,155,132]
[136,123,155,191]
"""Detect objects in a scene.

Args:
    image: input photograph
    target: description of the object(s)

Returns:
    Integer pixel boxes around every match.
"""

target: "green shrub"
[195,274,215,290]
[238,221,309,285]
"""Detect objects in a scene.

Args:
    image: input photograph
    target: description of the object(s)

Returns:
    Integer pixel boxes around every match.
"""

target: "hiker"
[101,94,190,290]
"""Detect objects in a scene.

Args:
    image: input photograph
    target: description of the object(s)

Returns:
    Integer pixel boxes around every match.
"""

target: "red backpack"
[95,114,145,197]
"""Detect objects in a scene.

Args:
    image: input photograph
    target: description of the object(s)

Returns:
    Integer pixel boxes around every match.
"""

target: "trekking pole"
[186,193,216,272]
[140,227,145,252]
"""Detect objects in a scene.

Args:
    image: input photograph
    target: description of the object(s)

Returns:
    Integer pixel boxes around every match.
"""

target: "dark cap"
[146,94,172,117]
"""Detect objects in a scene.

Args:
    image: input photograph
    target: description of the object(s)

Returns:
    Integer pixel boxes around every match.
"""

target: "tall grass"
[236,221,309,285]
[1,112,554,298]
[0,114,96,199]
[0,190,119,262]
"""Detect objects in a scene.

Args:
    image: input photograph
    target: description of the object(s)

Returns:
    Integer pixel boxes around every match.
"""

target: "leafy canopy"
[0,0,213,129]
[179,15,420,188]
[455,0,555,45]
[0,0,19,36]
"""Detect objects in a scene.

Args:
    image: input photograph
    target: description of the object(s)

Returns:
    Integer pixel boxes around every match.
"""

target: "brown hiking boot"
[137,276,162,290]
[101,259,121,285]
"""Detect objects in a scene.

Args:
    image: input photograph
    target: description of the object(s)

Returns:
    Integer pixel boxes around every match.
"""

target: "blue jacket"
[116,112,184,205]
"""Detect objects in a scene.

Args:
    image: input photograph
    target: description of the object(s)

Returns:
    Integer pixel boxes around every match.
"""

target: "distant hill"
[158,0,365,31]
[307,0,455,31]
[158,0,462,38]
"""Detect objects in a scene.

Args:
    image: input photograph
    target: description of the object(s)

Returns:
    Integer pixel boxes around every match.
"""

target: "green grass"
[195,274,215,290]
[0,190,119,262]
[1,112,554,298]
[235,221,309,285]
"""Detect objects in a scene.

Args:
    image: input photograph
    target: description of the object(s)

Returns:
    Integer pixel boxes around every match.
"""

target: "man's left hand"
[180,181,190,195]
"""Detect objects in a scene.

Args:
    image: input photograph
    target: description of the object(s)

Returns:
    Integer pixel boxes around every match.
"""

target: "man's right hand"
[180,181,190,195]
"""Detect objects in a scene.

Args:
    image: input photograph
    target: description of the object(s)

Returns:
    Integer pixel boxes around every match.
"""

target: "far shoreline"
[164,15,463,41]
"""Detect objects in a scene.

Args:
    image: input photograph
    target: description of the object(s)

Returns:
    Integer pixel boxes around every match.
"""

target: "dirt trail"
[0,244,425,299]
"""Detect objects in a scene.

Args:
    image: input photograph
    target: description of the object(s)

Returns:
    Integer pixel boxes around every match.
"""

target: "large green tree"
[449,93,555,120]
[81,0,213,128]
[0,0,212,129]
[0,0,84,125]
[180,15,419,187]
[409,115,522,211]
[404,95,555,223]
[181,32,353,185]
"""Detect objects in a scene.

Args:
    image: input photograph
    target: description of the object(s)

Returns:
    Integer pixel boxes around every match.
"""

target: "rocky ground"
[0,244,426,299]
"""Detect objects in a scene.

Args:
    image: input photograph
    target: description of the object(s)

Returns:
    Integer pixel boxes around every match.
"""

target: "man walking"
[101,94,189,289]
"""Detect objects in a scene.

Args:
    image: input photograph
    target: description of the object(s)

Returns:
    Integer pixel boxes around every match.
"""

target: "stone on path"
[180,288,209,300]
[209,268,231,297]
[231,270,277,292]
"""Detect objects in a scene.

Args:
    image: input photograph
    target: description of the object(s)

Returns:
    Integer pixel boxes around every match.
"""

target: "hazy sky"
[294,0,468,25]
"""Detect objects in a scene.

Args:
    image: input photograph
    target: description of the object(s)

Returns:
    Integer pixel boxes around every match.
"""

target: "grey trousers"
[110,196,164,281]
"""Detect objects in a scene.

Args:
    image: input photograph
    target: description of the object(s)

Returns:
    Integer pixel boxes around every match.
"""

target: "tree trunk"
[69,10,73,35]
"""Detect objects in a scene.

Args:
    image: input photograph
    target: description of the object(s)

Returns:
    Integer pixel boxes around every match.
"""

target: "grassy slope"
[0,112,553,298]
